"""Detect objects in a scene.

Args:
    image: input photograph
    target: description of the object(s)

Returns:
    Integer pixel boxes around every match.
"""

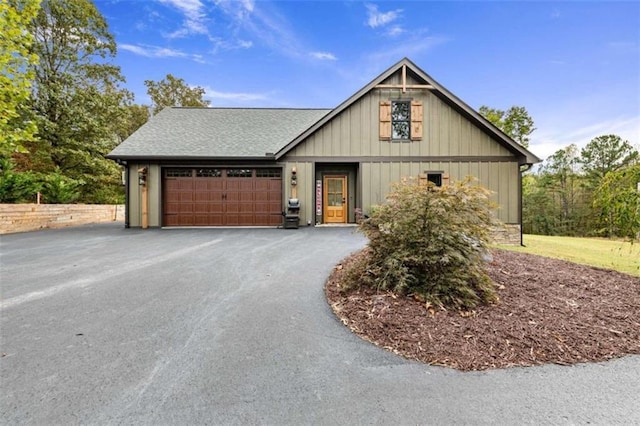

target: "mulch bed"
[325,248,640,371]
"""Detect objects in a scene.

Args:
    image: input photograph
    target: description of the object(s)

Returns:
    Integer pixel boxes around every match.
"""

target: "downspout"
[119,160,130,228]
[124,162,130,228]
[519,163,533,246]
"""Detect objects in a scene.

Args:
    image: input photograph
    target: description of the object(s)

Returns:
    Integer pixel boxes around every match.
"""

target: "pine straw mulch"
[325,248,640,371]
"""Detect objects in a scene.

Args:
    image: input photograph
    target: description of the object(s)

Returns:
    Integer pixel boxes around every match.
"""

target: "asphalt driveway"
[1,223,639,424]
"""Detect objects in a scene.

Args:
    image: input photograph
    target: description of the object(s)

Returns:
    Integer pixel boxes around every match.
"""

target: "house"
[107,58,541,243]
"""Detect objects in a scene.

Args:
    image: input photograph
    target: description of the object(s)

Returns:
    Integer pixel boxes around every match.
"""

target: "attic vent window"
[427,173,442,187]
[392,101,411,139]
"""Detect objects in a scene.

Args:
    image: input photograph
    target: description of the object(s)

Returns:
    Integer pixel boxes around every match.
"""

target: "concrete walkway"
[1,223,638,424]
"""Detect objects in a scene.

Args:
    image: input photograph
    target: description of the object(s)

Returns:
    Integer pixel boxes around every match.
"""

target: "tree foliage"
[0,0,40,156]
[345,177,499,310]
[26,0,131,203]
[579,135,639,186]
[117,104,150,142]
[524,134,639,240]
[145,74,210,115]
[479,105,535,148]
[0,158,40,203]
[40,168,82,203]
[593,165,640,239]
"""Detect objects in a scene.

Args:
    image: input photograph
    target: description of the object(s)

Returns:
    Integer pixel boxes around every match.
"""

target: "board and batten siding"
[127,162,161,227]
[284,70,521,223]
[359,161,519,223]
[286,77,513,158]
[284,161,313,225]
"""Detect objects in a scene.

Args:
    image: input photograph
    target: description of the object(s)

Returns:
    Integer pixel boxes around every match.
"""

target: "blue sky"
[95,0,640,160]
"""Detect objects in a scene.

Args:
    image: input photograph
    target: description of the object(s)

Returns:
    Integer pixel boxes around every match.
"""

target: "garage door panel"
[210,203,224,213]
[208,214,224,225]
[208,181,224,191]
[268,180,281,191]
[194,203,208,213]
[238,203,254,213]
[179,192,194,202]
[194,192,209,202]
[179,203,194,213]
[194,215,210,225]
[237,214,255,226]
[163,168,282,226]
[255,180,269,191]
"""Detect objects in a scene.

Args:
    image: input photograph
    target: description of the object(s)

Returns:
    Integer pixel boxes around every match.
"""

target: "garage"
[163,168,282,226]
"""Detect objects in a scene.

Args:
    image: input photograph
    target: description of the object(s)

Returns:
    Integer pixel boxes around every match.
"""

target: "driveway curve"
[1,223,639,424]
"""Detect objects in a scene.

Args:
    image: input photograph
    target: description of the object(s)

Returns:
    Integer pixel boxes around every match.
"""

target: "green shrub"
[40,170,82,204]
[349,177,499,310]
[0,158,41,203]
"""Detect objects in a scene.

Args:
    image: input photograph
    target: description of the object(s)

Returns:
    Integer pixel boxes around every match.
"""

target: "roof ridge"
[168,106,332,111]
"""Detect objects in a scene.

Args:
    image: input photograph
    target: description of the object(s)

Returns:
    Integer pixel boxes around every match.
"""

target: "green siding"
[283,67,521,225]
[286,86,513,158]
[284,161,313,225]
[127,162,161,227]
[358,161,519,223]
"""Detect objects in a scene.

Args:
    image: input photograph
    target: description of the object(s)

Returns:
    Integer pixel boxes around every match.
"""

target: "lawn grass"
[498,234,640,277]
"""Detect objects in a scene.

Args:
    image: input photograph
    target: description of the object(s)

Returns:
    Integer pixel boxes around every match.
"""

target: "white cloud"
[530,115,640,160]
[159,0,209,37]
[120,44,183,57]
[119,44,205,63]
[225,2,305,59]
[311,52,337,61]
[241,0,254,14]
[365,3,402,28]
[209,37,253,52]
[386,25,405,37]
[213,0,254,21]
[366,35,449,67]
[202,86,269,103]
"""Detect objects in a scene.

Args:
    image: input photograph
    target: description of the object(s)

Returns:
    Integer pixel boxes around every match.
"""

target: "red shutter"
[379,101,391,140]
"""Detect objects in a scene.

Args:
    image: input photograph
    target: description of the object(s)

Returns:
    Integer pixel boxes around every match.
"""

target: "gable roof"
[107,107,330,160]
[275,57,541,165]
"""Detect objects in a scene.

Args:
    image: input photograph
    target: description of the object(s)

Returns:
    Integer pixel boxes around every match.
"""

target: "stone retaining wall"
[0,204,124,235]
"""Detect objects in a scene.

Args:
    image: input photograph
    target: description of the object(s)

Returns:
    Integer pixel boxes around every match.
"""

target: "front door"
[323,175,347,223]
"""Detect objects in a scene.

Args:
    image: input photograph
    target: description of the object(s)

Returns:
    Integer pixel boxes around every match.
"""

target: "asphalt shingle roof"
[108,107,330,159]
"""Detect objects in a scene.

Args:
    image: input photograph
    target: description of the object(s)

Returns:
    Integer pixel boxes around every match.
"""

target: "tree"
[28,0,132,203]
[579,134,639,186]
[541,144,581,233]
[117,104,150,142]
[0,0,40,157]
[522,173,556,235]
[593,165,640,240]
[145,74,210,115]
[479,105,535,148]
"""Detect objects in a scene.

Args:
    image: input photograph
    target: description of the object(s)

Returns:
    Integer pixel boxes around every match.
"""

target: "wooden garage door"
[163,168,282,226]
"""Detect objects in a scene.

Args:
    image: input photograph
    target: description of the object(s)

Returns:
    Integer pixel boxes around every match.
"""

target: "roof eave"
[106,154,278,162]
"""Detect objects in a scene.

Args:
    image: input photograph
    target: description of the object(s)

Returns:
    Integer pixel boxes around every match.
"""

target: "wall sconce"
[138,167,148,186]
